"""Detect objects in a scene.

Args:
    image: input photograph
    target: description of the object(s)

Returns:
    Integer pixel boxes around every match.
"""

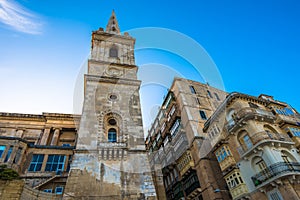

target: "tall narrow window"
[55,186,64,194]
[195,97,201,105]
[28,154,44,172]
[170,119,181,136]
[199,110,207,120]
[267,189,284,200]
[243,135,253,149]
[109,46,118,57]
[214,93,220,101]
[108,128,117,142]
[207,90,212,98]
[256,159,267,172]
[189,85,196,94]
[4,146,13,162]
[0,146,6,158]
[13,147,22,164]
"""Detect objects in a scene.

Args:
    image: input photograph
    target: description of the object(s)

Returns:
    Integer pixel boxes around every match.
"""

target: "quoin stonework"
[1,11,300,200]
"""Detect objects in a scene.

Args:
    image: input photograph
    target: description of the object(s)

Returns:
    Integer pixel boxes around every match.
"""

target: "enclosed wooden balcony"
[230,183,249,200]
[219,155,236,171]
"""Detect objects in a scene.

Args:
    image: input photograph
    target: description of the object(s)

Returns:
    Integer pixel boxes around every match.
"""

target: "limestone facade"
[203,93,300,200]
[63,11,156,199]
[0,112,79,197]
[145,78,229,200]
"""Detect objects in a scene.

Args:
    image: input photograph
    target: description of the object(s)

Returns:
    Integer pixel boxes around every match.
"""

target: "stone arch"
[109,44,118,58]
[237,129,253,151]
[97,110,127,143]
[226,108,235,122]
[263,124,278,134]
[251,156,267,173]
[281,149,297,163]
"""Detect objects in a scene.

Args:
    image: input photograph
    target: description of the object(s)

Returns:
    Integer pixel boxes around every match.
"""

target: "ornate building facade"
[146,79,300,200]
[0,112,79,199]
[0,11,156,200]
[145,78,230,200]
[63,11,156,199]
[203,93,300,200]
[1,11,300,200]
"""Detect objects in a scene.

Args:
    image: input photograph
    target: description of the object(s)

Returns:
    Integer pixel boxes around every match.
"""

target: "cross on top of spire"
[106,10,120,34]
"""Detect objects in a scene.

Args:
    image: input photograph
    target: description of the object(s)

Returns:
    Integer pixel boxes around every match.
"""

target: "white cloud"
[0,0,42,34]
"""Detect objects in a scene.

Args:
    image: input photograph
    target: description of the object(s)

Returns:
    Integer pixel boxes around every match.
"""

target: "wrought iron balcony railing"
[251,162,300,186]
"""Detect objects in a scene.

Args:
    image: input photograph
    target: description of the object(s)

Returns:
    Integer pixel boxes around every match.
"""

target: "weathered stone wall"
[0,179,62,200]
[0,180,24,199]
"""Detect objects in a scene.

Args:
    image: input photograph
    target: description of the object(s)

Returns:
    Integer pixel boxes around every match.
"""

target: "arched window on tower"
[108,128,117,143]
[109,46,118,58]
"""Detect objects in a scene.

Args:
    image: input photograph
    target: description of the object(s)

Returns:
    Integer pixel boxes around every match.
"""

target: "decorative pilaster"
[50,128,60,146]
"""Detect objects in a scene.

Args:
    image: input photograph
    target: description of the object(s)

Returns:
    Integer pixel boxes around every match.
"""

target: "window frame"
[43,189,52,193]
[108,128,117,142]
[199,110,207,120]
[109,46,118,58]
[4,146,13,162]
[45,155,66,172]
[189,85,196,94]
[55,186,64,194]
[28,154,44,172]
[0,145,6,158]
[207,90,212,98]
[214,93,220,101]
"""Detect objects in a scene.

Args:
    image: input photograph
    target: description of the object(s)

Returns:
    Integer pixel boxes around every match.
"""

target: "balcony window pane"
[4,146,13,162]
[45,155,65,172]
[0,146,6,158]
[28,154,44,172]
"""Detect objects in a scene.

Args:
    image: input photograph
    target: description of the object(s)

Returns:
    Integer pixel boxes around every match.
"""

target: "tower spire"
[106,10,120,34]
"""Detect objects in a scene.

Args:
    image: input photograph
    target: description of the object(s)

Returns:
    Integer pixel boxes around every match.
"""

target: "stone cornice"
[43,113,81,121]
[203,92,272,131]
[0,113,46,122]
[88,59,138,69]
[0,112,81,126]
[92,31,135,43]
[85,74,141,86]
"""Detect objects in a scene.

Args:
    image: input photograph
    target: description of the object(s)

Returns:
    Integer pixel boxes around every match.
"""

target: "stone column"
[50,128,60,146]
[16,129,24,138]
[40,129,50,145]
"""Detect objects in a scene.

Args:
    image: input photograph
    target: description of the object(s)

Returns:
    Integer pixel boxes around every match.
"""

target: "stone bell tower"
[64,11,156,199]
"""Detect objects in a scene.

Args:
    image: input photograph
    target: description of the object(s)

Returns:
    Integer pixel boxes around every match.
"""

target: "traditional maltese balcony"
[237,131,293,157]
[251,162,300,187]
[176,151,194,177]
[219,156,236,172]
[226,108,276,132]
[214,144,236,172]
[230,183,249,200]
[225,169,249,200]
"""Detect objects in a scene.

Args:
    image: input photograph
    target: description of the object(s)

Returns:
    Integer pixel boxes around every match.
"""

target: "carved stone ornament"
[105,67,123,77]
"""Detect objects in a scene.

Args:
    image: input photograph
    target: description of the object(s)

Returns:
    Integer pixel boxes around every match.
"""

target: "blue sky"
[0,0,299,132]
